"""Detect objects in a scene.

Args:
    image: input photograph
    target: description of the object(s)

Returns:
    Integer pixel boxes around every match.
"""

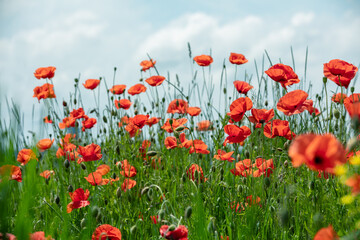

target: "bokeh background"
[1,0,359,134]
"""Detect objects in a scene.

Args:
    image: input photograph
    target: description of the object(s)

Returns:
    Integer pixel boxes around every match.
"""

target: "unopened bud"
[185,206,192,219]
[64,159,70,169]
[80,163,86,170]
[103,116,108,123]
[67,185,73,192]
[322,77,327,84]
[80,218,86,229]
[63,101,67,107]
[175,126,185,132]
[147,151,157,157]
[351,87,355,93]
[55,195,60,205]
[168,225,176,231]
[116,187,122,198]
[169,119,173,125]
[333,109,340,119]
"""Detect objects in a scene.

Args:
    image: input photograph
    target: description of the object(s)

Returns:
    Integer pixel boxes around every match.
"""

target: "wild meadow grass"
[0,46,359,240]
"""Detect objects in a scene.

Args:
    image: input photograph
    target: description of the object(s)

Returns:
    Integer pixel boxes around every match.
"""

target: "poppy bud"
[96,212,102,222]
[134,109,138,115]
[147,188,153,201]
[147,151,157,157]
[162,97,165,103]
[175,126,185,132]
[236,185,242,193]
[264,177,271,189]
[64,159,70,169]
[45,178,50,185]
[185,206,192,219]
[244,150,250,158]
[103,116,108,123]
[322,77,327,84]
[67,185,73,192]
[80,218,86,229]
[116,187,122,198]
[334,123,339,131]
[284,160,288,167]
[80,163,86,170]
[223,88,227,94]
[283,140,290,150]
[309,180,315,190]
[181,173,187,183]
[351,86,355,93]
[109,173,116,180]
[63,101,67,107]
[74,78,79,83]
[333,109,340,119]
[265,100,268,107]
[103,128,107,134]
[168,119,173,126]
[317,96,322,101]
[104,199,108,205]
[74,99,77,105]
[55,195,60,205]
[168,225,176,231]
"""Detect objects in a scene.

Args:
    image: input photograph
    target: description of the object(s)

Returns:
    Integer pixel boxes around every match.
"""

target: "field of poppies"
[0,48,359,239]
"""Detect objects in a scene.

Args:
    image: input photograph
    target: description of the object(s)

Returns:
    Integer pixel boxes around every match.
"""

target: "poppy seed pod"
[351,87,355,93]
[67,185,73,192]
[80,163,86,170]
[185,206,192,219]
[323,77,327,84]
[147,151,157,157]
[333,109,340,119]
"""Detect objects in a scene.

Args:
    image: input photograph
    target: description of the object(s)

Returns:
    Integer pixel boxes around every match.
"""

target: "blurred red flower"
[344,94,360,120]
[214,149,235,162]
[40,170,55,179]
[77,143,102,163]
[0,165,22,182]
[331,93,347,103]
[277,90,315,116]
[43,116,52,123]
[34,66,56,79]
[187,164,207,182]
[82,118,97,131]
[115,99,132,110]
[187,107,201,116]
[196,120,213,131]
[30,231,54,240]
[289,133,346,172]
[324,59,358,89]
[36,139,54,152]
[59,116,76,129]
[146,117,161,127]
[161,118,188,133]
[121,178,136,192]
[313,225,338,240]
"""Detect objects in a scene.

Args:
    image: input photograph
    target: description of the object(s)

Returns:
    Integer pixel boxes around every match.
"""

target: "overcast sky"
[1,0,359,135]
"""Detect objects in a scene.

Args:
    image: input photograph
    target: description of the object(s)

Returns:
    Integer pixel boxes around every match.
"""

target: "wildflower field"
[0,47,359,240]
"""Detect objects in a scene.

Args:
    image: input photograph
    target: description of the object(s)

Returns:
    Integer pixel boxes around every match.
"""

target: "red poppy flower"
[167,99,189,114]
[114,99,132,110]
[0,165,22,182]
[67,188,90,213]
[34,66,56,79]
[0,233,16,240]
[140,59,156,72]
[187,164,207,182]
[83,79,100,90]
[196,120,213,131]
[128,84,147,95]
[33,83,56,102]
[230,195,261,213]
[109,85,126,94]
[331,93,347,103]
[160,225,188,240]
[121,178,136,192]
[229,53,248,65]
[223,125,251,145]
[92,224,122,240]
[265,63,300,89]
[36,139,54,152]
[146,117,161,127]
[59,117,76,129]
[164,136,178,149]
[313,225,338,240]
[95,164,110,176]
[345,174,360,195]
[277,90,314,116]
[187,107,201,116]
[230,159,252,177]
[70,108,87,119]
[344,94,360,120]
[85,172,109,186]
[43,116,52,123]
[288,133,346,171]
[39,170,55,179]
[248,108,275,128]
[323,59,358,89]
[30,231,54,240]
[252,159,274,177]
[264,119,295,140]
[188,139,210,154]
[145,75,166,87]
[119,160,137,178]
[124,122,141,138]
[128,114,149,129]
[194,55,213,67]
[77,143,102,163]
[161,118,188,133]
[214,150,235,162]
[233,81,253,94]
[82,118,97,131]
[227,97,253,122]
[17,149,38,165]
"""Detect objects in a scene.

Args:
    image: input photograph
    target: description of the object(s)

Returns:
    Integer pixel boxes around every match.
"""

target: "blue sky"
[0,0,359,134]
